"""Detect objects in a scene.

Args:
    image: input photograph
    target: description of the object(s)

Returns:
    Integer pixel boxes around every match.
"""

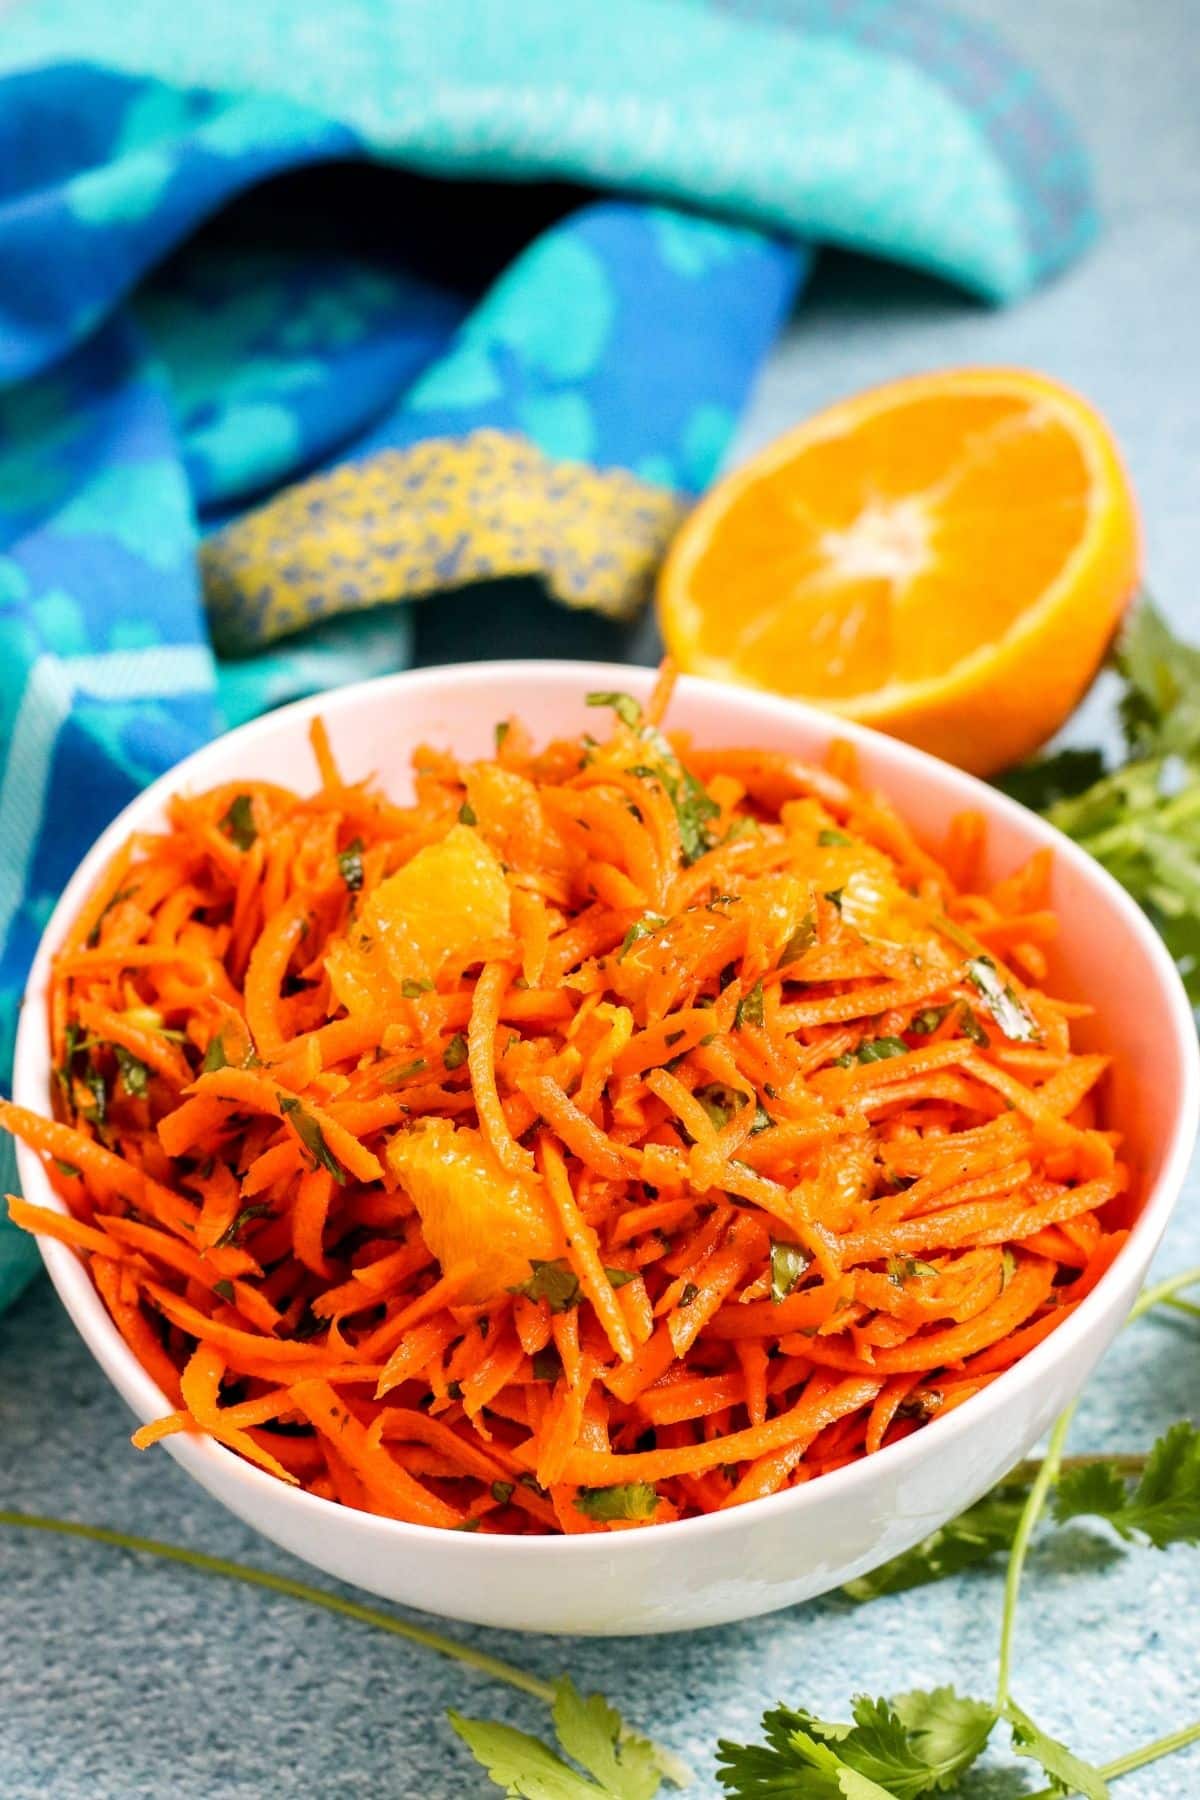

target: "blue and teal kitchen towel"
[0,0,1094,1306]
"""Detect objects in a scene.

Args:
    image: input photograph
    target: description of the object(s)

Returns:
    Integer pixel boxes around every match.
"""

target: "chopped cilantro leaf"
[112,1045,150,1099]
[659,761,720,864]
[734,980,764,1030]
[585,690,643,730]
[574,1482,660,1522]
[458,800,478,826]
[958,1003,990,1047]
[770,1240,810,1303]
[86,884,137,947]
[218,793,257,851]
[401,977,433,999]
[443,1032,468,1071]
[212,1279,235,1303]
[818,827,852,846]
[278,1095,347,1183]
[750,1101,774,1135]
[836,1036,909,1070]
[216,1203,275,1248]
[777,912,817,969]
[387,1058,428,1083]
[511,1259,582,1314]
[966,956,1041,1043]
[887,1255,938,1286]
[81,1068,107,1128]
[202,1029,258,1073]
[618,914,666,960]
[338,837,364,891]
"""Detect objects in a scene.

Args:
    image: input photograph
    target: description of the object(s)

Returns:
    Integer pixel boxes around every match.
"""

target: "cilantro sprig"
[999,598,1200,999]
[453,1677,665,1800]
[587,691,723,865]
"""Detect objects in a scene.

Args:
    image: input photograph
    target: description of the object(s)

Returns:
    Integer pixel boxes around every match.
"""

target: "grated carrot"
[2,671,1131,1534]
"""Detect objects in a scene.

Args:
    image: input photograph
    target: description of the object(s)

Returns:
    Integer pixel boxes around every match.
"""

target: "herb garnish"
[886,1255,938,1286]
[218,793,257,851]
[966,955,1040,1043]
[452,1676,668,1800]
[574,1483,660,1523]
[777,913,816,970]
[958,1003,990,1047]
[443,1033,468,1071]
[999,600,1200,999]
[734,981,764,1030]
[86,883,137,947]
[656,761,720,865]
[216,1203,275,1248]
[338,837,364,891]
[277,1095,346,1184]
[618,915,666,961]
[201,1029,260,1074]
[386,1058,428,1084]
[511,1259,582,1314]
[112,1045,150,1099]
[834,1036,909,1068]
[770,1240,810,1303]
[586,691,643,730]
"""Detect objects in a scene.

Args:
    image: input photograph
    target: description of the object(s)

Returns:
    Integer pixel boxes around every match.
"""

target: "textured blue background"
[2,1,1199,1794]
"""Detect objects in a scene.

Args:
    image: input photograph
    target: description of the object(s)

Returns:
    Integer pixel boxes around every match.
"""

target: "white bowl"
[14,662,1199,1636]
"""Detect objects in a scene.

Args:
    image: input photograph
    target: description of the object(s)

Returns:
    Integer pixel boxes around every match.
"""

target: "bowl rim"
[14,657,1200,1562]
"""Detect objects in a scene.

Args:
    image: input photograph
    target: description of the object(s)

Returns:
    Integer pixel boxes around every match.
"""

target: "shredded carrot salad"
[3,666,1130,1535]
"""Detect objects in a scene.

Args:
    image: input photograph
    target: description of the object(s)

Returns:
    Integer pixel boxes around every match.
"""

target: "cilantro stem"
[995,1402,1077,1712]
[998,1267,1200,1502]
[991,1265,1200,1717]
[1006,1451,1147,1485]
[1128,1263,1200,1323]
[1022,1716,1200,1798]
[0,1509,693,1788]
[0,1509,555,1698]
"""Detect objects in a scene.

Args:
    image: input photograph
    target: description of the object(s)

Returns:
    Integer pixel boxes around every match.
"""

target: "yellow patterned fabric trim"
[200,429,686,655]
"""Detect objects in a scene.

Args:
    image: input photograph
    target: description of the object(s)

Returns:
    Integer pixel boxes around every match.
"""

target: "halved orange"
[657,369,1140,775]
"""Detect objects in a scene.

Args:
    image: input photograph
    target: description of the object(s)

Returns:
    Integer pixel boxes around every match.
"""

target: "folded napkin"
[0,0,1094,1306]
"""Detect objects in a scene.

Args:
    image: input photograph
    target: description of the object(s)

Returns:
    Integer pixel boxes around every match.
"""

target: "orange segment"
[327,823,510,1014]
[658,369,1140,774]
[387,1119,564,1304]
